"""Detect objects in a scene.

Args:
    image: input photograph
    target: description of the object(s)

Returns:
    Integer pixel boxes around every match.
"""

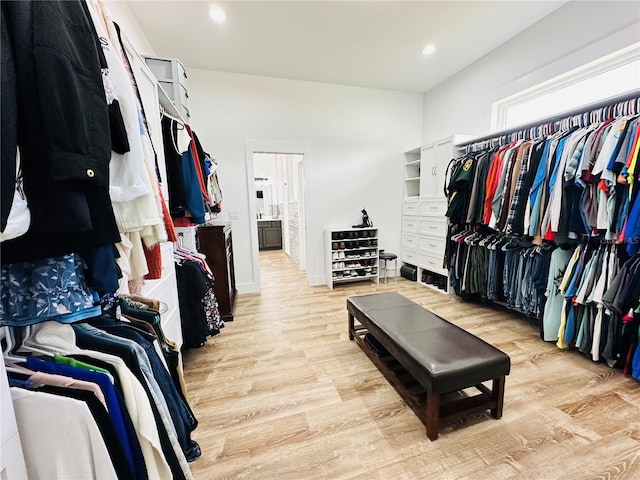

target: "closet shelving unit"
[402,135,470,293]
[325,227,379,288]
[143,56,190,121]
[403,148,421,198]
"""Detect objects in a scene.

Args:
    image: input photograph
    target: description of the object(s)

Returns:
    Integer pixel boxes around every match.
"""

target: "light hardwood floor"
[183,250,640,479]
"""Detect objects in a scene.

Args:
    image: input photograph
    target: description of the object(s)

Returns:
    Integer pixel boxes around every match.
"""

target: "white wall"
[186,70,423,291]
[422,1,640,143]
[103,1,156,56]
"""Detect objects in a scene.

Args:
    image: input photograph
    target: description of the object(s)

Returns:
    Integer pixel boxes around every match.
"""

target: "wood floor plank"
[184,250,640,479]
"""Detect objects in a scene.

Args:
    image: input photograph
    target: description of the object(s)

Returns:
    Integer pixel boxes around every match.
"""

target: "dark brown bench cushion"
[347,292,510,394]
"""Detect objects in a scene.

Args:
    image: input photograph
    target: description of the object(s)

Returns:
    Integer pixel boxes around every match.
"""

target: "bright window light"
[492,44,640,130]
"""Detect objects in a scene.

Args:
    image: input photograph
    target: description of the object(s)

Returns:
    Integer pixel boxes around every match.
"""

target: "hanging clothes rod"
[457,89,640,148]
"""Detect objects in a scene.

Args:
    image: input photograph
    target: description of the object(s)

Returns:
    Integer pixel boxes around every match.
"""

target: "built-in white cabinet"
[402,135,469,291]
[325,228,379,288]
[419,137,458,198]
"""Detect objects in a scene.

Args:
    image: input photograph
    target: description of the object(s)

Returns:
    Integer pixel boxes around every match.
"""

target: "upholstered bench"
[347,292,510,440]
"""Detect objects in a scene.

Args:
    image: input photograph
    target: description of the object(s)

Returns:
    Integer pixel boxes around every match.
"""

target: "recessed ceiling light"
[422,45,436,56]
[209,5,226,24]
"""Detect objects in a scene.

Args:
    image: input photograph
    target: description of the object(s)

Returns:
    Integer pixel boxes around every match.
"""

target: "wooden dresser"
[197,221,237,322]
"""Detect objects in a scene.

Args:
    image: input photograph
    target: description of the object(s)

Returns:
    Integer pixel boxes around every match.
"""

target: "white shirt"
[11,387,118,480]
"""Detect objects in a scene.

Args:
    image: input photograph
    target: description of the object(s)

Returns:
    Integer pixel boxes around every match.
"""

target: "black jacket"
[1,0,121,263]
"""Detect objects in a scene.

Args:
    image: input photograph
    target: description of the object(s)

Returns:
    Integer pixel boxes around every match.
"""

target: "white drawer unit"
[419,253,447,276]
[402,215,419,233]
[419,216,447,238]
[402,232,418,250]
[402,198,419,215]
[420,198,448,216]
[402,248,418,265]
[418,234,446,257]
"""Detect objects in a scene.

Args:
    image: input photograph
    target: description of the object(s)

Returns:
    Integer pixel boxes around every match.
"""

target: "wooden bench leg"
[348,312,355,340]
[491,376,505,419]
[425,392,440,441]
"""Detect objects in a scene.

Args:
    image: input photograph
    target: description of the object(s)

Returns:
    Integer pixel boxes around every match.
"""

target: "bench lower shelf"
[349,322,505,440]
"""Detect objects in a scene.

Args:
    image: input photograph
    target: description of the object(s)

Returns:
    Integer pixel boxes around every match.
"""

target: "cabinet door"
[419,144,436,197]
[434,138,454,201]
[263,227,282,249]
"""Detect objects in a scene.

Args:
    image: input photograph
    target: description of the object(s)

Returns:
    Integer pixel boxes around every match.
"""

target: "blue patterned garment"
[0,253,101,326]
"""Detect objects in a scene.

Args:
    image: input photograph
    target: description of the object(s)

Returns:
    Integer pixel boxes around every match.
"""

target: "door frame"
[245,140,311,291]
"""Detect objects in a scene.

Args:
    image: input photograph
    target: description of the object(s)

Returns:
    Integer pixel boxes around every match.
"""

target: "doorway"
[245,141,310,292]
[253,153,303,261]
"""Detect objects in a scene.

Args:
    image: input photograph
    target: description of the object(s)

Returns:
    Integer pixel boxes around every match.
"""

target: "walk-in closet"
[2,1,639,479]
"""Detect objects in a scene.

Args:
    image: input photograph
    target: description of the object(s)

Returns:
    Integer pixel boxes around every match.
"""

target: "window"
[491,43,640,131]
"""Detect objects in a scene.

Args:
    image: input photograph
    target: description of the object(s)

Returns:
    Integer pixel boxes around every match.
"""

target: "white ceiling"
[125,0,567,93]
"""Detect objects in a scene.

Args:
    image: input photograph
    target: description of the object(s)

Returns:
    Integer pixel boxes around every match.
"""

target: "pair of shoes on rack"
[423,273,434,284]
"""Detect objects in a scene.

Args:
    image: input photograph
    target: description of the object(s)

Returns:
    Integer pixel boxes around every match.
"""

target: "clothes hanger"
[17,327,56,359]
[451,228,475,242]
[4,360,35,376]
[160,106,185,127]
[1,326,23,363]
[2,327,33,363]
